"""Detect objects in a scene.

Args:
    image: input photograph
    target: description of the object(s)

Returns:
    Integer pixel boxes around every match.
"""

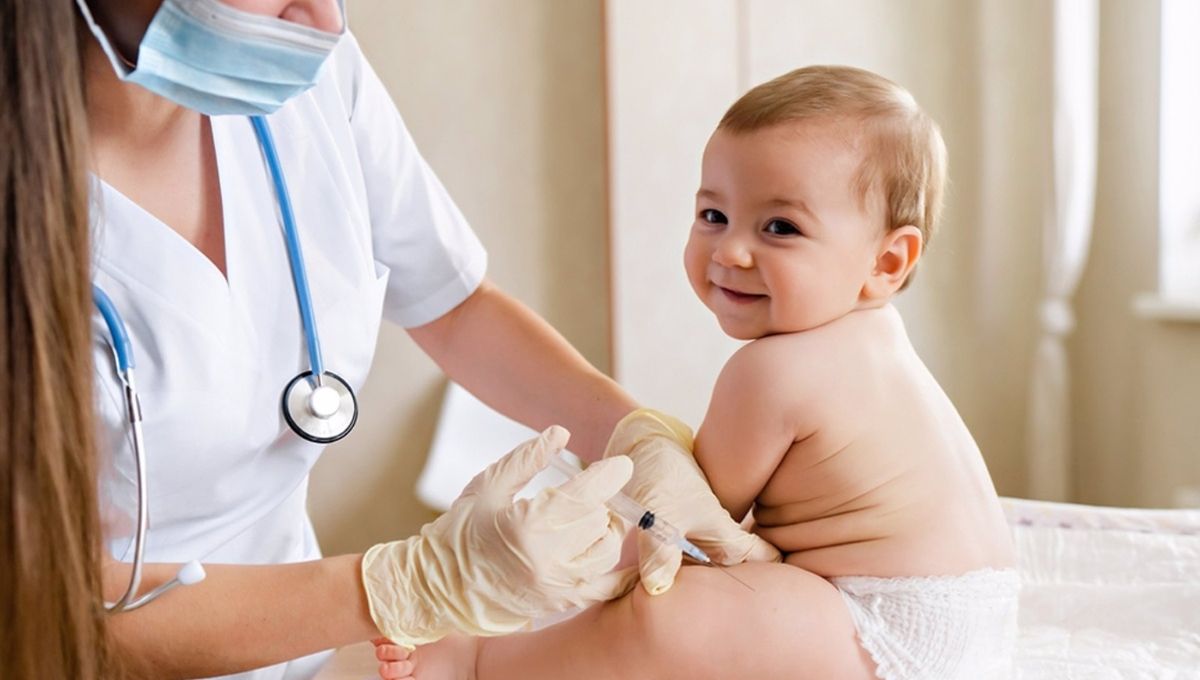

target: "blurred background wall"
[310,0,1200,556]
[309,1,609,554]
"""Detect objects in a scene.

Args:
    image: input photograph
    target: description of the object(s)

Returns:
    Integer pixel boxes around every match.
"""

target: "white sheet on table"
[1004,499,1200,679]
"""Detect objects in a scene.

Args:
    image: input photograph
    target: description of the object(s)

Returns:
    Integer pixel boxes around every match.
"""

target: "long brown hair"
[0,1,117,677]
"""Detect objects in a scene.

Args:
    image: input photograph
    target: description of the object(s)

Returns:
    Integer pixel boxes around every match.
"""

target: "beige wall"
[309,0,608,555]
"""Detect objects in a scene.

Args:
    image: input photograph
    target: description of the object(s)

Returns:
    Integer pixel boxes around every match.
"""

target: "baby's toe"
[375,642,411,662]
[378,659,415,679]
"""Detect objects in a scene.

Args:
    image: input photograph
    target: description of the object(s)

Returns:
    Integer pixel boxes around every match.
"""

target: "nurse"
[67,0,778,678]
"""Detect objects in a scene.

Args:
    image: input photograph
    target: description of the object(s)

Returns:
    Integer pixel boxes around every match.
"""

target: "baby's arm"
[694,337,819,521]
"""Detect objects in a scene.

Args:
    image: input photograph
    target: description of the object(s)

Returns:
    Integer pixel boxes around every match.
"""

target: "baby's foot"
[410,634,480,680]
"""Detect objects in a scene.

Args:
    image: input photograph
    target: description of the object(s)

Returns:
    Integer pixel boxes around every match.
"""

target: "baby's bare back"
[749,306,1014,579]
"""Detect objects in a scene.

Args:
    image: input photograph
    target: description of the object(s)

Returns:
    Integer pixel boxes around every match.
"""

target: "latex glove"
[605,408,781,595]
[361,426,637,649]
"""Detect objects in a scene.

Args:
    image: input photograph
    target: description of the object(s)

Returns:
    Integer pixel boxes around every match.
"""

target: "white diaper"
[830,568,1020,680]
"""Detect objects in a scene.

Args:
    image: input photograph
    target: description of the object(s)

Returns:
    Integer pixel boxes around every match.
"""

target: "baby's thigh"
[627,562,876,680]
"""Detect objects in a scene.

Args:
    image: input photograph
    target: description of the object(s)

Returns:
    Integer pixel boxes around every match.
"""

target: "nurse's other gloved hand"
[361,426,637,649]
[605,408,782,596]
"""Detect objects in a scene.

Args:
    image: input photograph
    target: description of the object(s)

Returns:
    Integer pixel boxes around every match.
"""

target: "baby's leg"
[414,561,877,680]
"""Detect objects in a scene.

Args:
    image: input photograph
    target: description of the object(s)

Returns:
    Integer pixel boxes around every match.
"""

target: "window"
[1157,0,1200,303]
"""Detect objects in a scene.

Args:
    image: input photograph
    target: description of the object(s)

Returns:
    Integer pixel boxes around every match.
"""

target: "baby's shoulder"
[730,330,841,373]
[720,333,837,402]
[724,316,911,409]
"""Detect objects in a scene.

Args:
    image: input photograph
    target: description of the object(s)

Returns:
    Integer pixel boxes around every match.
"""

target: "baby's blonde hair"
[719,65,947,288]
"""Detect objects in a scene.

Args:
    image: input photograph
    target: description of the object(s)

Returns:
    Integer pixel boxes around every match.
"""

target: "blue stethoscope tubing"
[95,115,357,613]
[251,115,358,445]
[251,115,323,378]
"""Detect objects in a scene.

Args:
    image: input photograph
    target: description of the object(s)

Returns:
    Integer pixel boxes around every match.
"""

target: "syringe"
[548,455,754,591]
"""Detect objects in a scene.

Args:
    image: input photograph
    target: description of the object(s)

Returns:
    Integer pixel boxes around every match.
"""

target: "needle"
[715,565,755,591]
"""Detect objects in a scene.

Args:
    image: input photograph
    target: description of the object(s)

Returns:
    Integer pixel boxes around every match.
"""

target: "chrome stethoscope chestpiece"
[282,371,357,443]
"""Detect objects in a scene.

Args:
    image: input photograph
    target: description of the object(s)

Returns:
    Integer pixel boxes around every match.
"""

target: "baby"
[377,65,1018,680]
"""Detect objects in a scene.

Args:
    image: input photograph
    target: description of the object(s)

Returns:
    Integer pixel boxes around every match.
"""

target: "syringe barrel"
[604,490,651,527]
[547,454,711,564]
[640,513,712,564]
[638,513,676,544]
[547,456,650,524]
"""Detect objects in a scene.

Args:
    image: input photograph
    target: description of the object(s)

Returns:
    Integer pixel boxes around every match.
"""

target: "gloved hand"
[605,408,781,596]
[361,426,637,649]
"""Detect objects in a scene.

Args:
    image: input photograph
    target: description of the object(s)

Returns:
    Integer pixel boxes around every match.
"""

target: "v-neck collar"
[89,116,257,343]
[91,115,239,292]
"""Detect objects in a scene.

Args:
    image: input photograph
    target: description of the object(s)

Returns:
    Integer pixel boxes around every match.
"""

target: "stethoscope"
[96,115,358,613]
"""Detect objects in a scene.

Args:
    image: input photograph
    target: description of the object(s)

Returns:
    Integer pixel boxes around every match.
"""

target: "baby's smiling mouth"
[715,284,767,303]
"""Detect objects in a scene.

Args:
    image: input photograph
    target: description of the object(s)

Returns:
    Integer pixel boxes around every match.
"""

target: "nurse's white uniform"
[91,33,486,680]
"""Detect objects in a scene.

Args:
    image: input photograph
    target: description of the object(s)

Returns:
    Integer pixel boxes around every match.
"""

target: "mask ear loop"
[111,42,138,70]
[73,0,138,75]
[110,43,138,70]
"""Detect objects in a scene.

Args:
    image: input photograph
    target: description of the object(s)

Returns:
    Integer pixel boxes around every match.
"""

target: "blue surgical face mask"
[75,0,345,116]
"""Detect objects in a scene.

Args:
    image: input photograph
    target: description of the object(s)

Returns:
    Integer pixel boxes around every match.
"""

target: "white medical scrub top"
[90,33,486,680]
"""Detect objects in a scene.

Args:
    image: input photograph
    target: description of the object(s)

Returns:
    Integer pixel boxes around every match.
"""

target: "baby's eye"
[700,209,728,224]
[764,219,801,236]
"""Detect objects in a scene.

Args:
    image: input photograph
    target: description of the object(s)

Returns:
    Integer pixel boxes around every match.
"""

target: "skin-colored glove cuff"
[361,536,449,650]
[604,407,695,459]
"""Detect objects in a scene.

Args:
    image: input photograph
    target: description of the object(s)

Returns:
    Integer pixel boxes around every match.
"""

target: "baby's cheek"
[682,239,709,290]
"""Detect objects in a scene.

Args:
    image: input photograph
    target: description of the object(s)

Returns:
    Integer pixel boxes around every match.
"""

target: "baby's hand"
[373,637,414,680]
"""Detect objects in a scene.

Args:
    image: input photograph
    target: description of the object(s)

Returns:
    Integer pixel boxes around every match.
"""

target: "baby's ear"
[861,225,923,301]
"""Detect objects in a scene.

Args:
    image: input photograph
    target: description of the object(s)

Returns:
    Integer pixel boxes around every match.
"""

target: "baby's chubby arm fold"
[694,335,821,522]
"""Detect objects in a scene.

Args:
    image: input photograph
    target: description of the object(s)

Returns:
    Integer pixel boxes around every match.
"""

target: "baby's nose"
[712,232,754,268]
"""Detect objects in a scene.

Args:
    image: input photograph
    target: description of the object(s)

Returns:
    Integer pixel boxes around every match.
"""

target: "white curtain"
[1027,0,1099,501]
